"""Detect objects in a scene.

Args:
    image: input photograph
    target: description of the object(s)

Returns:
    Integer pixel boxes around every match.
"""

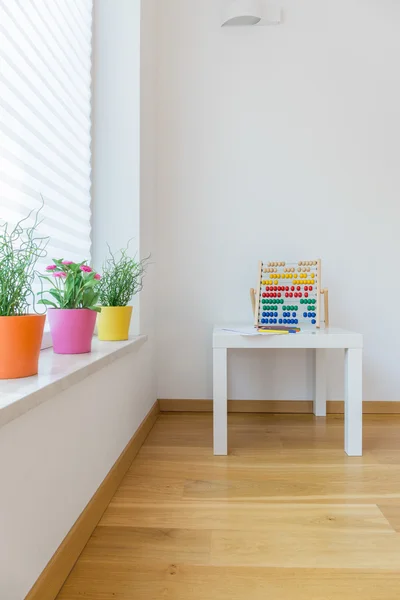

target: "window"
[0,0,93,308]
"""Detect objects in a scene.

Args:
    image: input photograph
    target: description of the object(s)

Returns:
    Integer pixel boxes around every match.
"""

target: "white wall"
[91,0,141,330]
[156,0,400,402]
[0,343,155,600]
[140,0,158,339]
[92,0,157,342]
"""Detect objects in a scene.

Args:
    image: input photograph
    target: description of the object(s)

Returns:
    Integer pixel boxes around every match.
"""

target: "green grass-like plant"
[98,245,150,307]
[0,206,48,317]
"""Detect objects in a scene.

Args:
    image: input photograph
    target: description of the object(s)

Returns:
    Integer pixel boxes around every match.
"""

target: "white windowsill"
[0,336,148,429]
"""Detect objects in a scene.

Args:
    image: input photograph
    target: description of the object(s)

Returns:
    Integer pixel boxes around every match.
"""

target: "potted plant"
[0,209,48,379]
[97,246,150,341]
[38,260,101,354]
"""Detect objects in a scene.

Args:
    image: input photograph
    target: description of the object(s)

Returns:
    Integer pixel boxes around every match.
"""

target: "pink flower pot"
[47,309,97,354]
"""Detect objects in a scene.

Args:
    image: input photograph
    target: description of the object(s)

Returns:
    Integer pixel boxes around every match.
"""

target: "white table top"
[213,326,363,349]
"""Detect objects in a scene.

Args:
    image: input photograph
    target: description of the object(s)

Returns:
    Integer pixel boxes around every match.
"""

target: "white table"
[213,326,363,456]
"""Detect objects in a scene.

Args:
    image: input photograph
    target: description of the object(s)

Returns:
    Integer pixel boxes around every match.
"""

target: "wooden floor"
[57,413,400,599]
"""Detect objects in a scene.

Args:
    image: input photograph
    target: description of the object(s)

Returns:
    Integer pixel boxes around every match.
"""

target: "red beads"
[304,292,309,297]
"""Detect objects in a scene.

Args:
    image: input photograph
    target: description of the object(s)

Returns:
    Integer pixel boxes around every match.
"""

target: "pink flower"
[80,265,93,273]
[46,264,57,271]
[94,273,101,280]
[53,272,67,278]
[62,261,74,265]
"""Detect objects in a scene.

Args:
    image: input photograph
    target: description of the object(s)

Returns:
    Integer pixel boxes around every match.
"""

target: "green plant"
[98,246,150,307]
[0,206,48,317]
[38,260,102,312]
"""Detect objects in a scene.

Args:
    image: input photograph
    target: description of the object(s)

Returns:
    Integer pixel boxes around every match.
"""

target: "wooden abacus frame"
[250,259,329,328]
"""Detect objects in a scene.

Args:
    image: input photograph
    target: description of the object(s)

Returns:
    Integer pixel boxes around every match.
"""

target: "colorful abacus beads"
[260,260,319,328]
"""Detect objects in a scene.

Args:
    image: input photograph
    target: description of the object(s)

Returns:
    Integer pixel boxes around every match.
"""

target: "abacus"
[250,260,329,329]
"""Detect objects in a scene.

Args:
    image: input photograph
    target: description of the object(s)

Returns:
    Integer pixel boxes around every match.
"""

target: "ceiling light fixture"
[221,0,281,27]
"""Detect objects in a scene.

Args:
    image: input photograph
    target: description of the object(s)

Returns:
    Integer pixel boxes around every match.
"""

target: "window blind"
[0,0,93,280]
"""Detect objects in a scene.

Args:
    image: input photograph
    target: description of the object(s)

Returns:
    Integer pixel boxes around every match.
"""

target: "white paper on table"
[221,327,280,336]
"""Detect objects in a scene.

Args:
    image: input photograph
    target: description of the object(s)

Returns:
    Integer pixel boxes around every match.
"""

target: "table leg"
[344,348,363,456]
[314,349,327,417]
[213,347,228,455]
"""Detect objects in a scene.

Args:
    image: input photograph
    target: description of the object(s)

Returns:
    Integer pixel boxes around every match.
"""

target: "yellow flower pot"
[98,306,133,341]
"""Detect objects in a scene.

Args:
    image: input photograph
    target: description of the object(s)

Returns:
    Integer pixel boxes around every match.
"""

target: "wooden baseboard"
[158,399,400,415]
[25,401,159,600]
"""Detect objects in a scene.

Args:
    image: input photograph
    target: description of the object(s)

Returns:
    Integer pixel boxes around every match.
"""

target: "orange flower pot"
[0,315,46,379]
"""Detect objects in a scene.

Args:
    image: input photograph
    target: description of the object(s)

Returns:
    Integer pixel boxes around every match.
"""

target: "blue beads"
[312,312,316,318]
[262,312,267,317]
[303,312,307,318]
[283,319,287,324]
[295,319,298,325]
[279,319,283,324]
[292,312,296,317]
[311,319,316,325]
[274,312,278,317]
[261,318,266,324]
[308,312,312,318]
